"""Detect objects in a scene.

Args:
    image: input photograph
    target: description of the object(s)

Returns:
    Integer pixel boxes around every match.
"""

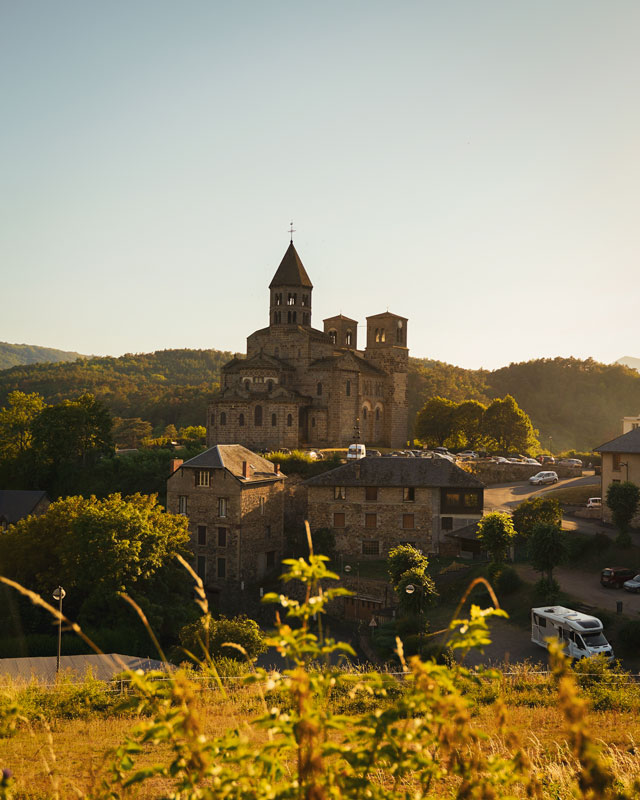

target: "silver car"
[529,471,558,485]
[623,575,640,593]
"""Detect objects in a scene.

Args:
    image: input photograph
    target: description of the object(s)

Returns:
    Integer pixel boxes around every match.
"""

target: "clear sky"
[2,1,639,370]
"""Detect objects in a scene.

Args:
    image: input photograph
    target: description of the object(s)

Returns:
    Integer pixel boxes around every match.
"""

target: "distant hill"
[2,348,639,451]
[617,356,640,372]
[0,342,85,370]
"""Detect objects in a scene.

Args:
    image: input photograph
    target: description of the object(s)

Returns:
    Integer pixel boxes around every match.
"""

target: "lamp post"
[548,436,552,455]
[405,583,425,615]
[52,586,66,676]
[620,462,630,482]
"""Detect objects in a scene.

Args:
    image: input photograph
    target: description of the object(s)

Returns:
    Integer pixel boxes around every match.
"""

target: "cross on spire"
[288,221,296,242]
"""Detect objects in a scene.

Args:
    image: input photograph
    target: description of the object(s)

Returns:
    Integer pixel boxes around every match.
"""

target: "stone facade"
[304,457,485,559]
[166,445,285,608]
[595,427,640,528]
[208,241,409,450]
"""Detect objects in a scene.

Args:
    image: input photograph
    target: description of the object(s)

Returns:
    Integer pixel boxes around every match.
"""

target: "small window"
[464,492,480,507]
[287,413,293,427]
[197,525,207,546]
[365,513,377,529]
[260,497,265,515]
[362,407,368,420]
[218,527,227,547]
[238,413,245,427]
[345,329,353,346]
[446,492,461,506]
[197,556,207,580]
[365,486,378,502]
[178,496,188,515]
[271,413,277,426]
[402,514,415,530]
[311,417,316,428]
[197,470,210,487]
[346,380,351,397]
[362,540,380,556]
[255,406,263,426]
[266,550,276,569]
[268,380,273,392]
[217,557,226,579]
[375,408,381,420]
[613,453,622,471]
[403,487,415,502]
[441,516,453,531]
[244,380,250,391]
[334,486,346,500]
[266,524,271,538]
[333,512,345,528]
[317,382,323,396]
[218,497,228,517]
[329,329,337,344]
[220,411,226,426]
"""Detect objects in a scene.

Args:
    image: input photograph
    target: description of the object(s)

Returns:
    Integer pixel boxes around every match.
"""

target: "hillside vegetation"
[0,341,85,370]
[1,349,638,449]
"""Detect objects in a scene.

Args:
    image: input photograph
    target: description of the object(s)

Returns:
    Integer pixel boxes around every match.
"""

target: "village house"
[595,427,640,527]
[166,445,285,606]
[0,490,49,531]
[208,239,409,450]
[304,457,485,559]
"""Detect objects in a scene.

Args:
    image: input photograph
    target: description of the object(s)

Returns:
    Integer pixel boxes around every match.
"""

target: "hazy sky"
[2,1,639,370]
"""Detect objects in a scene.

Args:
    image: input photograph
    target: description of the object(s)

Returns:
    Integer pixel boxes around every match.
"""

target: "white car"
[529,471,558,485]
[623,575,640,593]
[586,497,602,509]
[524,458,541,465]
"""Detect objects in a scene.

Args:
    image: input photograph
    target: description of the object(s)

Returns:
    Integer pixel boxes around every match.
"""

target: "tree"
[477,512,516,564]
[512,496,562,539]
[387,544,429,586]
[179,425,207,446]
[395,568,437,617]
[528,523,567,582]
[0,493,195,638]
[606,481,640,547]
[178,614,267,661]
[112,417,153,449]
[482,395,539,455]
[0,391,46,460]
[452,400,487,450]
[414,397,457,448]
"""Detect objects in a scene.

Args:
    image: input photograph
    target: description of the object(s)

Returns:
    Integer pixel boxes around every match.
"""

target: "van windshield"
[582,631,608,647]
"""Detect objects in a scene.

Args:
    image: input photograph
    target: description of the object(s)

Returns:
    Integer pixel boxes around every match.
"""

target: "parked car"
[558,458,583,468]
[346,443,366,460]
[623,574,640,593]
[601,567,636,588]
[529,471,559,485]
[367,449,381,457]
[539,455,556,465]
[493,456,510,464]
[457,450,478,459]
[586,497,602,509]
[524,458,541,465]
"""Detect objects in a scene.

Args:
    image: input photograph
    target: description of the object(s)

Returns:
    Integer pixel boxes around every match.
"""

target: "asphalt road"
[484,471,601,514]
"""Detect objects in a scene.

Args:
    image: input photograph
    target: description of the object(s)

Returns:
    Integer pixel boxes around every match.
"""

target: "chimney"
[274,462,280,475]
[170,458,183,474]
[242,460,250,479]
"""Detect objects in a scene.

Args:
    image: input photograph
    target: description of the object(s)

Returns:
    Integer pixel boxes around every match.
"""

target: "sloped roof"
[269,242,313,289]
[222,351,295,373]
[304,457,484,488]
[181,445,284,481]
[308,351,385,375]
[595,427,640,454]
[366,311,407,321]
[0,490,48,525]
[323,314,358,324]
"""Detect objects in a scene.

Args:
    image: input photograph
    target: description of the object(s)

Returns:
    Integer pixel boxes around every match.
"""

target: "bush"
[494,566,523,596]
[618,619,640,655]
[532,576,560,604]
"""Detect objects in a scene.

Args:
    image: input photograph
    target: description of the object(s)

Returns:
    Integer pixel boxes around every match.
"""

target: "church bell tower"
[269,240,313,328]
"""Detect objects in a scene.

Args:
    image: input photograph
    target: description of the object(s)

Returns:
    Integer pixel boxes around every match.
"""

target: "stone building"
[595,427,640,527]
[207,240,409,450]
[166,445,285,605]
[304,457,484,559]
[0,490,49,531]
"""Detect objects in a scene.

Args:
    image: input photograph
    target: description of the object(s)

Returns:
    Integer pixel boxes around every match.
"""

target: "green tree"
[395,567,437,617]
[179,425,207,446]
[528,522,567,582]
[0,493,194,638]
[178,614,267,661]
[452,399,486,450]
[0,390,46,459]
[112,417,153,449]
[387,544,429,586]
[414,396,457,447]
[606,481,640,547]
[477,512,516,564]
[482,394,539,454]
[512,496,562,539]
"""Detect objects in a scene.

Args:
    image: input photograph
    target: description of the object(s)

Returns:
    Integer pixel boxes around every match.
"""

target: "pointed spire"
[269,241,313,289]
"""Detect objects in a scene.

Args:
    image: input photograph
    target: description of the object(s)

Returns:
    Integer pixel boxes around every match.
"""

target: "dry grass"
[4,686,640,799]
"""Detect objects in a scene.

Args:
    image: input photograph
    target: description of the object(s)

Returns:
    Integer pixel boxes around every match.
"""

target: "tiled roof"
[222,351,295,372]
[304,457,484,488]
[366,311,407,321]
[595,427,640,454]
[0,490,48,524]
[181,445,284,481]
[269,242,313,289]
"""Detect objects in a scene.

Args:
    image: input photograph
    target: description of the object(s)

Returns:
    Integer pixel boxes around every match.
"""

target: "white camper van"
[531,606,614,660]
[346,443,366,461]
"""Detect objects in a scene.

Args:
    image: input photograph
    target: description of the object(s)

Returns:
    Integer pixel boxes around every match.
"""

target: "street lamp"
[620,462,630,482]
[52,586,66,676]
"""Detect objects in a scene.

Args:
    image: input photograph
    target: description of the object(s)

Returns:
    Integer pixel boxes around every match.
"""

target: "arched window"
[271,413,277,426]
[329,329,337,344]
[220,412,227,426]
[346,380,351,397]
[302,294,309,307]
[287,413,293,427]
[375,408,380,420]
[292,311,297,323]
[317,382,322,396]
[346,329,353,346]
[311,417,316,427]
[244,379,250,391]
[238,413,245,427]
[375,328,380,342]
[396,319,403,343]
[255,405,263,427]
[287,310,292,323]
[363,407,368,420]
[273,312,278,324]
[267,380,273,392]
[380,328,385,342]
[303,312,309,325]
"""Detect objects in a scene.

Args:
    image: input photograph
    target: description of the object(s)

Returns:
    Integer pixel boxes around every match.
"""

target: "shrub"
[532,576,560,603]
[618,619,640,654]
[494,565,523,595]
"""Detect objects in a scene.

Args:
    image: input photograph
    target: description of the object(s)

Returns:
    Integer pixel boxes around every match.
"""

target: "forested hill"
[408,356,640,452]
[0,341,85,370]
[0,349,237,432]
[1,349,638,450]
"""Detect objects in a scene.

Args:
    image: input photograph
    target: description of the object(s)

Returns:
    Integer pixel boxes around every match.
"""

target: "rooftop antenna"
[288,221,296,243]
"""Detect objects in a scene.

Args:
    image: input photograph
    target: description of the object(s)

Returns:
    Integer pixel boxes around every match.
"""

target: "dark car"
[601,567,636,588]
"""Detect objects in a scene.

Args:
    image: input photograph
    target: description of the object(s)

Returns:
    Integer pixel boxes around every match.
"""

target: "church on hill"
[207,239,409,450]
